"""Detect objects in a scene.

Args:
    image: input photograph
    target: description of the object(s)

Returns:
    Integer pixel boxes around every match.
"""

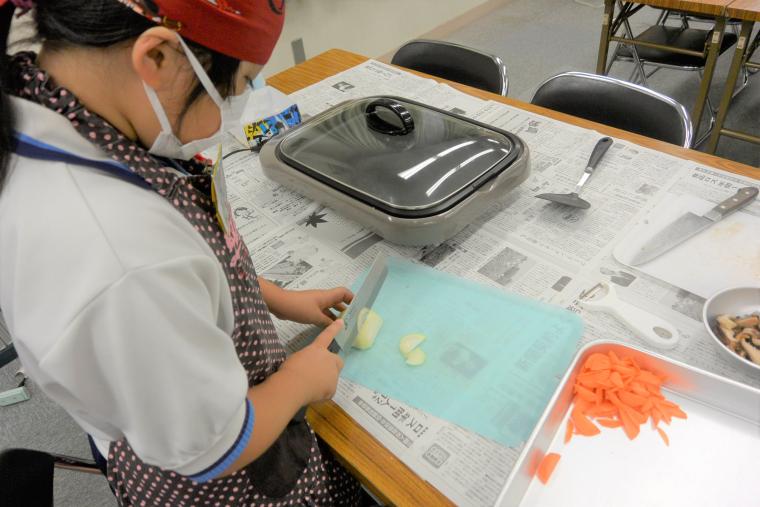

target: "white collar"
[11,96,115,164]
[11,96,185,176]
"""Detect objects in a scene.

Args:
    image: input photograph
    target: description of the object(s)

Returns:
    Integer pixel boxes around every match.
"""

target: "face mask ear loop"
[174,32,225,108]
[142,82,176,134]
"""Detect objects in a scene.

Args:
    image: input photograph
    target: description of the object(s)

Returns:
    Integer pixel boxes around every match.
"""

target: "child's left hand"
[261,279,353,327]
[279,288,353,326]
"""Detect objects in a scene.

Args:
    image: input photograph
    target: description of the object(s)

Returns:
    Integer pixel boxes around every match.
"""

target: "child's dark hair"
[0,0,241,190]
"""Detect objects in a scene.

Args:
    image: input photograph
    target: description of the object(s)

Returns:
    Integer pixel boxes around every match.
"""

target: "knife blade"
[628,186,758,266]
[329,253,389,355]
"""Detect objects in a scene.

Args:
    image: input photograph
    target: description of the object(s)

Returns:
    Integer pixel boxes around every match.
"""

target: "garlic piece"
[352,308,382,350]
[399,333,427,357]
[405,347,426,366]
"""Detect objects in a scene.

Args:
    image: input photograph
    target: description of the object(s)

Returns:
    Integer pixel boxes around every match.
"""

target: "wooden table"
[596,0,733,145]
[266,49,760,507]
[706,0,760,153]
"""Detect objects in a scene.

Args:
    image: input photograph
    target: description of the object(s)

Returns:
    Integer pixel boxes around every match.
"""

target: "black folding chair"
[605,1,738,145]
[531,71,693,147]
[0,448,102,507]
[391,39,509,96]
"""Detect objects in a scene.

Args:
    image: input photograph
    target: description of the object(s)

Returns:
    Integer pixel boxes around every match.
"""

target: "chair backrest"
[0,449,55,507]
[391,39,508,96]
[531,72,693,147]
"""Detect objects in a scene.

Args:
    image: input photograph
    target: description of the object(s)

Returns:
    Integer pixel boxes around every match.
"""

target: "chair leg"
[617,0,647,86]
[655,9,668,25]
[692,70,718,147]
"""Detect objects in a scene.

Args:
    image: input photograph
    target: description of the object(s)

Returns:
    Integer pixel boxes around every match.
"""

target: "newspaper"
[221,60,760,506]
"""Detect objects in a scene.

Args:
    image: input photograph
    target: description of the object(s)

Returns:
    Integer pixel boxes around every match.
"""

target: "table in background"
[596,0,733,143]
[706,0,760,153]
[266,49,760,506]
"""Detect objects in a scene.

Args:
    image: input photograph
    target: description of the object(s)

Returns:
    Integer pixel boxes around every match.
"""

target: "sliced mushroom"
[735,315,760,328]
[717,315,738,330]
[720,326,739,350]
[740,339,760,365]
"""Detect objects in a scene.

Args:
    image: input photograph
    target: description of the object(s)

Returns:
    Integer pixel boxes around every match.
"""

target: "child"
[0,0,361,504]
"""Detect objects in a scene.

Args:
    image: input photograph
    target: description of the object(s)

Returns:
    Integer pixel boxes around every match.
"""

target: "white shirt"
[0,97,251,480]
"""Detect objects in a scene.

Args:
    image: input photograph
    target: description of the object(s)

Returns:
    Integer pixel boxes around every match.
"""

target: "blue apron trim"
[13,132,151,189]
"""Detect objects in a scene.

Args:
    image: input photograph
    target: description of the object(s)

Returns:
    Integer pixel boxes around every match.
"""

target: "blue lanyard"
[12,132,151,189]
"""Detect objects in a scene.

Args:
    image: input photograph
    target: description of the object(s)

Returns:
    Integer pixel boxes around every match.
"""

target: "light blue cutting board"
[341,257,583,448]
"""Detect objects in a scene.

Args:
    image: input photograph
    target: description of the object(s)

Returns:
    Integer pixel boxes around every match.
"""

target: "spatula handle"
[575,137,613,193]
[586,137,613,172]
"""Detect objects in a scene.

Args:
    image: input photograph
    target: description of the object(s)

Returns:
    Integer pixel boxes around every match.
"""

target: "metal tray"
[495,341,760,507]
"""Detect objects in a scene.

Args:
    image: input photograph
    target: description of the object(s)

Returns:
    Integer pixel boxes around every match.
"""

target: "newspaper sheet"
[222,60,760,506]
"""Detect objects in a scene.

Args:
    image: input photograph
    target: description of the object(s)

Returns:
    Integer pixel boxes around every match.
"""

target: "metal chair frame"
[599,0,735,147]
[392,39,509,96]
[531,71,694,148]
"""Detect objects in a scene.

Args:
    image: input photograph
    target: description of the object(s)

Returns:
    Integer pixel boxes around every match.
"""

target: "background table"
[266,49,760,506]
[706,0,760,152]
[595,0,733,143]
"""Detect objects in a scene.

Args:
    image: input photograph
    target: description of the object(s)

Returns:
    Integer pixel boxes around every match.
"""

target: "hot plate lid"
[275,96,522,218]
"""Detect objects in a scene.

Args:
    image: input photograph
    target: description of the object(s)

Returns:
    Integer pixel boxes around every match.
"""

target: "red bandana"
[116,0,285,64]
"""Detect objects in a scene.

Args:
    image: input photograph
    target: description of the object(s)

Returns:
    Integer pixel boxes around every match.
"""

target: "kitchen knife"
[329,253,389,355]
[628,186,758,266]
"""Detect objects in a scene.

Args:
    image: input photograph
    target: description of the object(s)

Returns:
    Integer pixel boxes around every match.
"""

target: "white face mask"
[143,33,251,160]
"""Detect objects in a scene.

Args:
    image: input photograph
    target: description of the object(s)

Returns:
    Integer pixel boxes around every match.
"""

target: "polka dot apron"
[8,52,361,506]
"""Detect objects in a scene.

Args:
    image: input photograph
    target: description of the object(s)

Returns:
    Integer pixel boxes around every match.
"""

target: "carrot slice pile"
[537,453,561,485]
[537,350,687,485]
[569,351,686,442]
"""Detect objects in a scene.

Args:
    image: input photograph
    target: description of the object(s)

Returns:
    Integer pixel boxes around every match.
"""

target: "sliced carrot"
[571,408,600,436]
[573,397,592,413]
[624,405,647,425]
[538,350,687,487]
[564,419,574,444]
[651,407,662,428]
[618,407,640,440]
[610,371,625,388]
[585,403,617,418]
[618,390,647,407]
[613,364,637,376]
[636,370,662,386]
[596,418,622,428]
[586,353,611,371]
[656,426,670,446]
[630,382,649,397]
[537,453,561,485]
[574,384,597,403]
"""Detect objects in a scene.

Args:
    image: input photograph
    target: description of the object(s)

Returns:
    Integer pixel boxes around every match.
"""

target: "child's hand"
[279,319,345,404]
[275,287,354,327]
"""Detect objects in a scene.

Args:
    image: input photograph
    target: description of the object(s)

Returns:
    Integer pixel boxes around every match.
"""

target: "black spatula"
[535,137,613,209]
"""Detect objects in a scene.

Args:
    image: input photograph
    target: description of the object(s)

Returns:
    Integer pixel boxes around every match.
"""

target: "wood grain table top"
[727,0,760,21]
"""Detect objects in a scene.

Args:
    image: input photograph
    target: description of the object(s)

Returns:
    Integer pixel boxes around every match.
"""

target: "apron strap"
[12,132,151,189]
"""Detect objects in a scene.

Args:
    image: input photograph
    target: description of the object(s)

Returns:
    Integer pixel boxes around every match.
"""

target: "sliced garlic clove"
[405,347,426,366]
[352,308,383,350]
[399,333,427,356]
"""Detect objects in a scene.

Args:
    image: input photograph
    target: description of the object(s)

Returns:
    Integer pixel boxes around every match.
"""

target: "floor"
[1,1,757,506]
